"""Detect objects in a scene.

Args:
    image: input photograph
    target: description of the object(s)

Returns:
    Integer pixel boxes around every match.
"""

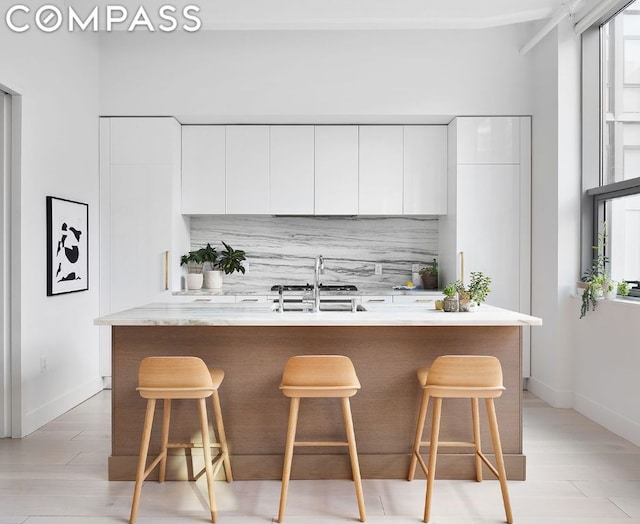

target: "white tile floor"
[0,390,639,523]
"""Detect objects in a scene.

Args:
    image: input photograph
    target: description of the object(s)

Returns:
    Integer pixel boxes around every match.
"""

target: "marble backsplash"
[189,215,438,291]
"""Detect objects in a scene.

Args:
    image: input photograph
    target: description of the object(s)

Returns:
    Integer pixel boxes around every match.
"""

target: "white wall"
[99,26,535,121]
[0,30,102,436]
[571,298,640,446]
[529,20,582,408]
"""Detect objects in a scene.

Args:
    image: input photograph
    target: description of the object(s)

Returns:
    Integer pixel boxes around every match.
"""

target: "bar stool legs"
[342,397,366,522]
[277,355,366,523]
[407,356,513,524]
[129,357,232,524]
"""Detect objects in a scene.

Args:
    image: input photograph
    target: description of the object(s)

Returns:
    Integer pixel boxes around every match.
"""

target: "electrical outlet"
[40,357,47,374]
[375,263,382,275]
[412,264,419,273]
[244,260,250,273]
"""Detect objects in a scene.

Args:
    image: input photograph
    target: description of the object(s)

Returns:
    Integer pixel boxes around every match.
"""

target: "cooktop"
[270,284,358,292]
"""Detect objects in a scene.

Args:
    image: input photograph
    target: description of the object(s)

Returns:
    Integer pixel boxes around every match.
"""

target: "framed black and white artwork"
[46,196,89,296]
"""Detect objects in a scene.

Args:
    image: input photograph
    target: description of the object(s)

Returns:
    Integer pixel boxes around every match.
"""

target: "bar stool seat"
[407,355,513,523]
[129,356,233,524]
[277,355,366,523]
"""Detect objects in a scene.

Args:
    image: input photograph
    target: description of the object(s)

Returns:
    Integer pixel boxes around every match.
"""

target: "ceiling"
[68,0,600,31]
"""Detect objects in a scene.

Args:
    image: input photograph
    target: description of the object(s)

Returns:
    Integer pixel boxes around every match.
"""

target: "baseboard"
[527,377,574,408]
[21,377,104,437]
[573,392,640,447]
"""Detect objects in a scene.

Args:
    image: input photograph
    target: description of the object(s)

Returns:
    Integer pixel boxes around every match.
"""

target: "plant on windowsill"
[579,223,608,319]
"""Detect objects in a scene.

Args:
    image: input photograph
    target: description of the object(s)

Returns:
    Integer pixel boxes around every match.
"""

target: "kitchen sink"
[271,298,366,313]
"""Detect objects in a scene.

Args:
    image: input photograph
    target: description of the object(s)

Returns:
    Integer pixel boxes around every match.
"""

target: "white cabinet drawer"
[393,295,441,305]
[359,295,393,305]
[236,296,268,304]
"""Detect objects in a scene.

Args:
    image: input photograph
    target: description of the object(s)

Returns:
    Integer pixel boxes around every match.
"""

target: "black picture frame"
[46,196,89,296]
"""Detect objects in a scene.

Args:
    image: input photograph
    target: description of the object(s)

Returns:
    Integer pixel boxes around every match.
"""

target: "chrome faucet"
[277,285,284,313]
[313,255,324,312]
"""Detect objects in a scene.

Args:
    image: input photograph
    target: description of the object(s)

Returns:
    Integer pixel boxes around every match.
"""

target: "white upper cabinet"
[226,125,270,214]
[111,118,179,166]
[403,126,447,215]
[270,126,315,215]
[181,126,226,214]
[456,117,520,165]
[358,126,403,215]
[314,126,359,215]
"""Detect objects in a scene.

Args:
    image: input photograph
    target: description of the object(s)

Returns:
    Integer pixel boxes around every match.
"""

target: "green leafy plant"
[467,271,492,305]
[617,281,631,297]
[181,241,246,275]
[419,259,438,277]
[180,249,205,273]
[442,283,457,298]
[580,223,609,318]
[218,241,246,275]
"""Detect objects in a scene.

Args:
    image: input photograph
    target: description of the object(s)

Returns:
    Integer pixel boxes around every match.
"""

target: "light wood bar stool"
[407,355,513,524]
[277,355,366,523]
[129,356,233,524]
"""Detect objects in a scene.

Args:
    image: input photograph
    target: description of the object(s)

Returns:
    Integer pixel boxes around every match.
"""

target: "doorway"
[1,89,11,437]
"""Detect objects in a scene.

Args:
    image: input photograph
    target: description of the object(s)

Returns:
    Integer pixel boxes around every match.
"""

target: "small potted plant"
[617,281,631,297]
[442,283,458,312]
[419,259,438,290]
[205,241,246,289]
[604,279,618,300]
[467,271,491,311]
[199,243,220,289]
[580,223,608,318]
[180,250,205,290]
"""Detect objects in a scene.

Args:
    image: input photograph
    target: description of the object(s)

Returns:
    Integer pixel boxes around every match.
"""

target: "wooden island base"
[110,325,524,481]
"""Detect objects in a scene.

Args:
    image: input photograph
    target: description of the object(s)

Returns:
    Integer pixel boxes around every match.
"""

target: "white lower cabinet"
[359,296,393,306]
[236,296,268,304]
[392,295,441,305]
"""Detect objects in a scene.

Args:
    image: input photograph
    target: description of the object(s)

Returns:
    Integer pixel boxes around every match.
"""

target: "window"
[594,1,640,295]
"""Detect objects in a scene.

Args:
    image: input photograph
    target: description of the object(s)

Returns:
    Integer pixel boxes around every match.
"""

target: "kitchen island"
[96,302,541,482]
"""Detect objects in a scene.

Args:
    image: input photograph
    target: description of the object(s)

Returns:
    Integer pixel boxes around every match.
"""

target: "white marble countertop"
[95,302,542,327]
[172,287,445,297]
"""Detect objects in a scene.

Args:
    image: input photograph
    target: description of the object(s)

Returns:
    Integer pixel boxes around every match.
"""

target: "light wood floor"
[0,390,639,523]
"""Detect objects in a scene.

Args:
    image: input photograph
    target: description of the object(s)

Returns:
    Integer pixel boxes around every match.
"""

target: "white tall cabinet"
[99,117,188,378]
[440,116,532,377]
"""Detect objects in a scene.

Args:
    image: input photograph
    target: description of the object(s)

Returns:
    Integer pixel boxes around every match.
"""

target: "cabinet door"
[456,164,520,312]
[403,126,447,215]
[358,126,403,214]
[182,126,226,214]
[226,125,270,214]
[314,126,359,215]
[270,126,314,214]
[456,117,520,165]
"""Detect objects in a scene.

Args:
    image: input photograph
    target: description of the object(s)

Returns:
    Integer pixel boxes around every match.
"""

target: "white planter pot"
[204,270,223,289]
[604,288,617,300]
[186,273,203,290]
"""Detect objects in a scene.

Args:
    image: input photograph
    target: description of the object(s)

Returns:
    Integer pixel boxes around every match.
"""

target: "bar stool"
[277,355,366,523]
[129,356,233,524]
[407,355,513,524]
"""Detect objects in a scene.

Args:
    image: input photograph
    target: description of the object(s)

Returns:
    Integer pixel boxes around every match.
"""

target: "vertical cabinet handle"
[164,250,169,291]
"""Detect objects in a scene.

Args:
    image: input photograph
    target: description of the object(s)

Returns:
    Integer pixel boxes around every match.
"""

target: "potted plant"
[419,259,438,290]
[467,271,491,310]
[580,223,608,318]
[442,283,458,312]
[617,281,631,297]
[218,241,247,276]
[180,250,205,290]
[604,279,618,300]
[199,243,220,289]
